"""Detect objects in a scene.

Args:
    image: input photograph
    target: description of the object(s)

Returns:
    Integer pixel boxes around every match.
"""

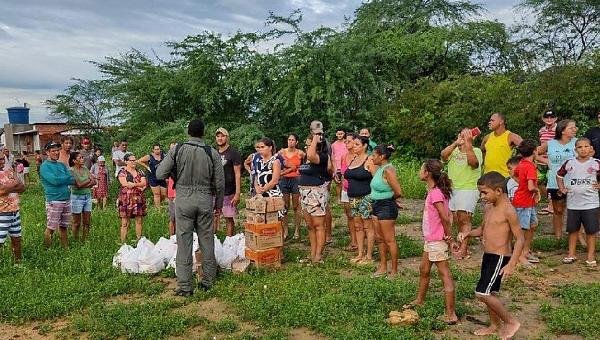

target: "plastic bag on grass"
[137,237,165,274]
[121,247,140,273]
[112,244,133,268]
[155,237,177,264]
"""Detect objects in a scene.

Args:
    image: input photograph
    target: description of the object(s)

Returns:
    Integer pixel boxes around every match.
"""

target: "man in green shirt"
[441,128,482,259]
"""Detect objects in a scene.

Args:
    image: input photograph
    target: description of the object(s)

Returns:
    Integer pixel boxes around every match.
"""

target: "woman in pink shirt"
[338,133,357,250]
[404,159,458,325]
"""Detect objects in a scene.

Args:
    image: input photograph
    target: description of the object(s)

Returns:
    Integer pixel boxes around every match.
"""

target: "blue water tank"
[6,106,30,124]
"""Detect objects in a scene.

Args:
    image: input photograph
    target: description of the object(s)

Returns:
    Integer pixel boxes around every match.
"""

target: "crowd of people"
[2,110,600,339]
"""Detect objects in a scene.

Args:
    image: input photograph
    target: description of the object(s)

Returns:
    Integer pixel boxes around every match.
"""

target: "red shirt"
[512,158,538,208]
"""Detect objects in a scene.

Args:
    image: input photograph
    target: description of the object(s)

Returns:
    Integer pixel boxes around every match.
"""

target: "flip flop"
[562,257,577,264]
[371,271,387,278]
[586,260,597,268]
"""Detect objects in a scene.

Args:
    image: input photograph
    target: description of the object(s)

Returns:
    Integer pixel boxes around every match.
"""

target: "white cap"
[97,156,106,162]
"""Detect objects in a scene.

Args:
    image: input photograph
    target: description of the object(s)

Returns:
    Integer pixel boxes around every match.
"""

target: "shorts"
[148,176,167,188]
[449,190,479,213]
[476,253,511,295]
[168,199,176,222]
[0,211,22,243]
[515,207,538,230]
[371,198,398,220]
[279,177,300,195]
[349,196,373,219]
[45,201,71,230]
[221,194,237,218]
[567,208,600,235]
[423,240,449,262]
[299,184,329,217]
[547,188,566,201]
[340,190,349,203]
[71,194,93,214]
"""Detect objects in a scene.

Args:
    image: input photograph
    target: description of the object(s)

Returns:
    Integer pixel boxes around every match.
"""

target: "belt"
[0,211,19,216]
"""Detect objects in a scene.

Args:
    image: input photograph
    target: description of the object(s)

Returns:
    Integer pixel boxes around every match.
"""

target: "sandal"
[527,254,540,263]
[562,257,577,264]
[371,271,387,278]
[585,260,597,268]
[402,301,421,310]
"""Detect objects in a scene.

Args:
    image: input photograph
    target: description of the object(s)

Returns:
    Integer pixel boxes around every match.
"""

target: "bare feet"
[473,325,498,336]
[500,321,520,339]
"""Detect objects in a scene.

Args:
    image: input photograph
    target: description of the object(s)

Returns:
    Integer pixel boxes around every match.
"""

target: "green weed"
[540,283,600,339]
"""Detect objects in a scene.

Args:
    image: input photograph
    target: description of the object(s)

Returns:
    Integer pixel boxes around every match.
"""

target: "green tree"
[45,79,115,134]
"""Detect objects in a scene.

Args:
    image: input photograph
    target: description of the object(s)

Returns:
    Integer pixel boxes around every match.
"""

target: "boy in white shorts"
[441,128,482,259]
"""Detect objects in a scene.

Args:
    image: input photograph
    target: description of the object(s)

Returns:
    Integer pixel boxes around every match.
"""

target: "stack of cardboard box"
[244,196,285,267]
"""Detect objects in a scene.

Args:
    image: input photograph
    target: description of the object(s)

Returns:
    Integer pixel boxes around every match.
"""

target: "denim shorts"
[515,207,537,230]
[71,194,93,214]
[279,177,300,195]
[371,198,398,220]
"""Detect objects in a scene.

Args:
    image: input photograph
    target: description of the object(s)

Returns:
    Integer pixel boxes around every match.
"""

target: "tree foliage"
[47,0,600,158]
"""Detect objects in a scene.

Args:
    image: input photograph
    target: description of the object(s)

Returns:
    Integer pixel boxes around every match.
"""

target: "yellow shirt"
[483,130,512,177]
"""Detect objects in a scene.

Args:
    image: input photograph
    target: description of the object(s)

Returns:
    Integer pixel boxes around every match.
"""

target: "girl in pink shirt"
[404,159,458,325]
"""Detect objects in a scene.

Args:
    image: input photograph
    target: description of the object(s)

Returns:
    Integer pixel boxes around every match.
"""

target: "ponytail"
[423,159,453,199]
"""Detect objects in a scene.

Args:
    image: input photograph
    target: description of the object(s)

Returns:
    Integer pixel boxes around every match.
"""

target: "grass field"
[0,164,599,339]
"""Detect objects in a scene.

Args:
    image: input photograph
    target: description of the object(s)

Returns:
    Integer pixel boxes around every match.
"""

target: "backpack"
[170,142,214,190]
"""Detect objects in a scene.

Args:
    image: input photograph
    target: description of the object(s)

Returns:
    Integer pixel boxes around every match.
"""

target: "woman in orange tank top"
[278,134,305,240]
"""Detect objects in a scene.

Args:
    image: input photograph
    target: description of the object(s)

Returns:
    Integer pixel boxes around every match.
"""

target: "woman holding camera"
[298,121,330,263]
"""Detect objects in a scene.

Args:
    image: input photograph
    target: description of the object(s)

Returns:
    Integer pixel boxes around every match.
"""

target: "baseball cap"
[543,111,556,118]
[310,120,324,134]
[45,141,61,150]
[82,137,90,144]
[97,155,106,162]
[216,127,229,137]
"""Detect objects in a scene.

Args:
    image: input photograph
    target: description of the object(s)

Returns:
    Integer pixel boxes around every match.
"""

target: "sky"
[0,0,520,124]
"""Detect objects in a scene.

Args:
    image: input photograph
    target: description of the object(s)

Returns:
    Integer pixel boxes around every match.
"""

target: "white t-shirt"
[112,149,126,177]
[506,178,518,202]
[557,157,600,210]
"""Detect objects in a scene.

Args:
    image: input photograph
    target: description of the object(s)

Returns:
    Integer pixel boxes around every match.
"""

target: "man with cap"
[0,153,25,262]
[213,127,242,236]
[537,111,558,215]
[156,118,225,296]
[39,141,75,248]
[77,137,94,169]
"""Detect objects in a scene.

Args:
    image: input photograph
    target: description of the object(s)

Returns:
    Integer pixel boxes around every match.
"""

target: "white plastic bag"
[121,247,140,274]
[137,237,165,274]
[218,247,237,270]
[236,234,246,259]
[155,237,177,265]
[112,244,133,268]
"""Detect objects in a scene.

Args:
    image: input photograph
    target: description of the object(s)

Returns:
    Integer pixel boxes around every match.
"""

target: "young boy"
[557,137,600,267]
[505,156,521,202]
[512,140,540,266]
[459,171,524,339]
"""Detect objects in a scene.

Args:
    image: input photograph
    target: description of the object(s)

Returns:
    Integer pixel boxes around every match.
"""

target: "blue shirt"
[40,160,74,201]
[547,138,577,189]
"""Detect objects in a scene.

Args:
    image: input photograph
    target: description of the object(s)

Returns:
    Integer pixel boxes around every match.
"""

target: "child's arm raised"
[501,209,524,280]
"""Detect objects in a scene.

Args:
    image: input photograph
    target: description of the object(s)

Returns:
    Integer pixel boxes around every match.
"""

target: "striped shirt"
[539,124,557,144]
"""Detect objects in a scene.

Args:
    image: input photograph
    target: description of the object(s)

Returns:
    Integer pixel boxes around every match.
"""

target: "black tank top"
[344,158,372,198]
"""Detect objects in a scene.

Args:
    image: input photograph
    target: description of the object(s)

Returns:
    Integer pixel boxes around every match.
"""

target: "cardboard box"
[266,197,285,212]
[244,222,282,235]
[246,196,284,213]
[245,211,279,224]
[245,247,282,267]
[245,231,283,250]
[246,196,267,213]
